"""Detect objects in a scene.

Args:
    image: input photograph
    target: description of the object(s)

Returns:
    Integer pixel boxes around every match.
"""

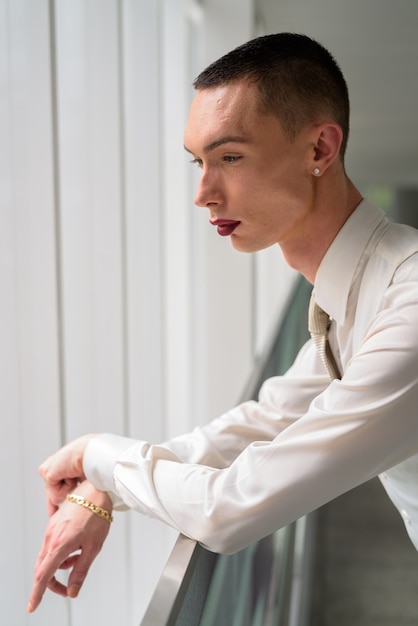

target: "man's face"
[184,80,317,254]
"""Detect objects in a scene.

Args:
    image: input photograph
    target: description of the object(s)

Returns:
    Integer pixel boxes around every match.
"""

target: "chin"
[230,238,254,254]
[230,236,274,254]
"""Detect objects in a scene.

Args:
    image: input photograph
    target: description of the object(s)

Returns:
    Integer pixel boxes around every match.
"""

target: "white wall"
[0,1,296,624]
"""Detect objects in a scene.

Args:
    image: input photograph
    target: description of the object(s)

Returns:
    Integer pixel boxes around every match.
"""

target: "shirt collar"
[314,199,388,324]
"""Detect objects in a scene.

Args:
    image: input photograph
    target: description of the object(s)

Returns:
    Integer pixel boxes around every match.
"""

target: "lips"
[210,219,241,237]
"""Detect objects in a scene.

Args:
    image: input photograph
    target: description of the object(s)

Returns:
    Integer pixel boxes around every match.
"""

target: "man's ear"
[311,122,343,174]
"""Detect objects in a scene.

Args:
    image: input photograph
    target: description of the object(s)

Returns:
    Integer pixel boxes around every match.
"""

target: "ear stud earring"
[313,167,321,175]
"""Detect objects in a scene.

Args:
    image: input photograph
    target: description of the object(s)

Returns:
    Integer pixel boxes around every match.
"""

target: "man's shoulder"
[375,221,418,267]
[352,221,418,350]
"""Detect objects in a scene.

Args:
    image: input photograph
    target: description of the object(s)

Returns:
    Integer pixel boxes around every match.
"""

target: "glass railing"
[140,276,314,626]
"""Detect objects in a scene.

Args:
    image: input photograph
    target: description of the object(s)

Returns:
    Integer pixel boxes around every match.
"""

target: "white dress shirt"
[84,199,418,554]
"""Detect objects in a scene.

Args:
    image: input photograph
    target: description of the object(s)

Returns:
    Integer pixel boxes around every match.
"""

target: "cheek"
[231,161,312,224]
[249,174,309,219]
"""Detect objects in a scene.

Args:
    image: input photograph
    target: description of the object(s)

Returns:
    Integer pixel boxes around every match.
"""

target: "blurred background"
[1,1,417,624]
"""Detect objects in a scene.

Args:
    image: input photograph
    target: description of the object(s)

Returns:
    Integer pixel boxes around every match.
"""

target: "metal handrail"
[140,537,214,625]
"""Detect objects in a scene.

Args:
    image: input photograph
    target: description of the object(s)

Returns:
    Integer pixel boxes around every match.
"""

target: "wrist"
[75,481,113,513]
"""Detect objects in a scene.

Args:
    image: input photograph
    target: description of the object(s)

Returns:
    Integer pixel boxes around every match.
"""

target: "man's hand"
[39,434,97,515]
[27,481,113,613]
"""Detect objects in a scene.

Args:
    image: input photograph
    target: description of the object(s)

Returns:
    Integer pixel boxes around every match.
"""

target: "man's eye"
[190,158,203,168]
[223,156,241,164]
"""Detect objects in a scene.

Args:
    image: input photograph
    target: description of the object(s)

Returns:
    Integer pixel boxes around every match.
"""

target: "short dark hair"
[194,33,350,158]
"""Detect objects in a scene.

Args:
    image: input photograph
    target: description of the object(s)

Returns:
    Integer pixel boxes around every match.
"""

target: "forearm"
[88,376,418,555]
[85,339,324,480]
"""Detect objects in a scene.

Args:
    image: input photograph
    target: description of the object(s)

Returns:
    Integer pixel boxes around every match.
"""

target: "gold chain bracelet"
[66,493,113,523]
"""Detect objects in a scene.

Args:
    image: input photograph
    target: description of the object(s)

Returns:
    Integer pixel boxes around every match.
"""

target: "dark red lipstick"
[210,219,241,237]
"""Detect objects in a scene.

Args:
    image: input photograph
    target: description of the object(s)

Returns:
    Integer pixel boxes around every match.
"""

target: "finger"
[27,556,58,612]
[66,547,99,600]
[44,478,80,515]
[39,466,87,516]
[28,526,81,612]
[27,546,78,612]
[47,576,68,598]
[27,572,54,613]
[32,528,51,573]
[27,573,66,613]
[39,456,53,479]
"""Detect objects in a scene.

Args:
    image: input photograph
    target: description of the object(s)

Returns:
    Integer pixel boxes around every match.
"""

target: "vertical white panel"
[54,0,129,624]
[0,3,29,621]
[161,0,195,437]
[122,0,164,445]
[55,0,126,437]
[0,0,66,624]
[122,0,177,622]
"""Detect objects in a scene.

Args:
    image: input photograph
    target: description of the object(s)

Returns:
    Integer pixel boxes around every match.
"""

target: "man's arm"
[29,285,418,605]
[82,290,418,554]
[27,339,325,610]
[37,338,326,510]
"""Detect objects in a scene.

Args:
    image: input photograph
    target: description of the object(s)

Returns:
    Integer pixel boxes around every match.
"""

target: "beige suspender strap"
[308,292,341,381]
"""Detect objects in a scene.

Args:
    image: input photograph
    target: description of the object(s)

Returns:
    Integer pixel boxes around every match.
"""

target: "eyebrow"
[184,135,251,155]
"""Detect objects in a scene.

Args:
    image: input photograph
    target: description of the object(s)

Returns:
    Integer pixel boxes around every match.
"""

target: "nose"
[193,167,222,208]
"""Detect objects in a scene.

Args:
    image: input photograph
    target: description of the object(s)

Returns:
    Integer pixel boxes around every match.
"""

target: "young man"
[28,33,418,612]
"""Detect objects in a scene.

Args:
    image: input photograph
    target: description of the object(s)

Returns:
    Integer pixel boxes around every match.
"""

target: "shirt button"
[401,509,411,524]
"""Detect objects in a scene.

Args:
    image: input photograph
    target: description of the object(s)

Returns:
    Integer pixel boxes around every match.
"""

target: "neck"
[281,175,363,284]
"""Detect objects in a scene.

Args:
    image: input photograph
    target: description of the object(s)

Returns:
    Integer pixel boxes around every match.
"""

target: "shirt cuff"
[84,433,139,494]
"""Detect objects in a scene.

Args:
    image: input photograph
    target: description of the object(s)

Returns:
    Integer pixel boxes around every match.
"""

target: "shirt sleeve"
[84,273,418,555]
[84,338,328,509]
